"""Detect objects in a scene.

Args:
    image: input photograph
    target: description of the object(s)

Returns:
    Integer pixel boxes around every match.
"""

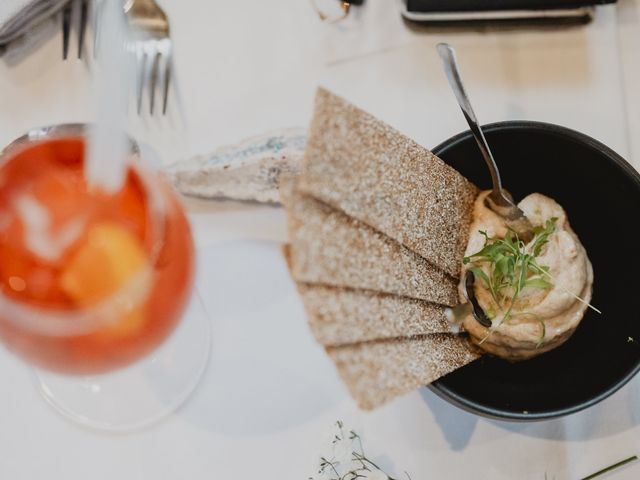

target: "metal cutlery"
[62,0,89,60]
[125,0,172,115]
[62,0,173,116]
[437,43,537,328]
[437,43,534,243]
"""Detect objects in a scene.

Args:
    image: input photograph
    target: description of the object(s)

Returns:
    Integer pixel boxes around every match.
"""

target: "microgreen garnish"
[463,218,558,325]
[581,455,638,480]
[463,217,599,340]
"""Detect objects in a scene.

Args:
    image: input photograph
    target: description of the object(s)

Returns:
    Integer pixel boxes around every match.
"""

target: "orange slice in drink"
[60,222,149,337]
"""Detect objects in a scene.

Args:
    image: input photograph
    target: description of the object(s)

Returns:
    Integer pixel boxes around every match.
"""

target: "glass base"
[34,290,211,432]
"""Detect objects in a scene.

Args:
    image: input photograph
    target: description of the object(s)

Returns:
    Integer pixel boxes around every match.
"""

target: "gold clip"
[311,0,351,23]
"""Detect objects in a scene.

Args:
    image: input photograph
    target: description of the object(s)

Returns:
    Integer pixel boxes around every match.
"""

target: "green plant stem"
[581,455,638,480]
[536,268,601,314]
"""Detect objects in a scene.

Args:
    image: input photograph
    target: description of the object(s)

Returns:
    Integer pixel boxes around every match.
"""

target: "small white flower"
[310,422,401,480]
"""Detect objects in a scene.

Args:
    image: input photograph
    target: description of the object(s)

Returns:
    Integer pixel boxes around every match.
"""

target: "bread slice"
[298,282,454,346]
[298,88,478,278]
[280,181,458,306]
[283,244,453,345]
[327,334,480,410]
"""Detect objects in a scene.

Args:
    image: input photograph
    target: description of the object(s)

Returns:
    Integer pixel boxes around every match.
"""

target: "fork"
[62,0,89,60]
[125,0,172,115]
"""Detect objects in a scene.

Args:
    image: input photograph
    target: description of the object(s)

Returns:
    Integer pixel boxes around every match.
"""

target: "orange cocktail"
[0,136,194,375]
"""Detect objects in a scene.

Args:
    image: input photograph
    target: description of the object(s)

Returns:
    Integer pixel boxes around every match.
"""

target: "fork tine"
[162,49,171,115]
[137,48,148,115]
[78,0,89,59]
[93,0,102,58]
[162,44,173,115]
[149,49,161,115]
[62,2,72,60]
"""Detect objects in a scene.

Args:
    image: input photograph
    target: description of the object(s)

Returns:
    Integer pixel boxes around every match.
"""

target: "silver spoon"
[437,43,534,244]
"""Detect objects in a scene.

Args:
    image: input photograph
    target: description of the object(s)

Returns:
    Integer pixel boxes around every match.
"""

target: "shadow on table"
[420,375,640,448]
[174,239,340,436]
[419,389,479,451]
[489,376,640,441]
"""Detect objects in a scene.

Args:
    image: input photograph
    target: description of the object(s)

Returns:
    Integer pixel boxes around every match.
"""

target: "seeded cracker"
[299,283,453,346]
[298,88,478,278]
[280,180,458,306]
[327,334,481,410]
[283,247,479,410]
[282,245,452,346]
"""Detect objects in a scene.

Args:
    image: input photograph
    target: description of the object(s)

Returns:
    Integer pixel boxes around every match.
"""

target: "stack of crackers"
[282,88,482,410]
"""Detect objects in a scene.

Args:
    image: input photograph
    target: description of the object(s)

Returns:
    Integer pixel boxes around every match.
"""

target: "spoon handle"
[437,43,534,242]
[436,43,506,202]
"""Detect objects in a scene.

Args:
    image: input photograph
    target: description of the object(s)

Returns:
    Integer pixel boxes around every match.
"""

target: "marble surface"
[0,1,639,478]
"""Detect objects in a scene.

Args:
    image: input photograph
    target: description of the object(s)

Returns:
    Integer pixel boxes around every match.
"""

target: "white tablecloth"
[0,1,639,479]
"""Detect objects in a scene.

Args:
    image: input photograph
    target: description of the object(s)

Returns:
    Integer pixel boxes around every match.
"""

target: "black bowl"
[430,121,640,421]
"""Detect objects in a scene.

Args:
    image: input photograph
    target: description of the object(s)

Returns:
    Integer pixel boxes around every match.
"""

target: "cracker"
[296,282,452,346]
[281,183,458,306]
[327,334,480,410]
[284,244,453,345]
[298,88,478,278]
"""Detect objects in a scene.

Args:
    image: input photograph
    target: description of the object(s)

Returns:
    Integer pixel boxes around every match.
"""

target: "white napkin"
[0,0,69,46]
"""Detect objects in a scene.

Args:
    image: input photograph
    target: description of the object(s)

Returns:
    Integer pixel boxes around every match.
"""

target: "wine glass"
[0,124,211,431]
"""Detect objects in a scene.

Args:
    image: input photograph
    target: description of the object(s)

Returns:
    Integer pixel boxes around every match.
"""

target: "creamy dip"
[460,191,594,361]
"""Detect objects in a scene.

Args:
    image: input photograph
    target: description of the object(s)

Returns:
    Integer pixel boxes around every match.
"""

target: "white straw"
[86,0,131,193]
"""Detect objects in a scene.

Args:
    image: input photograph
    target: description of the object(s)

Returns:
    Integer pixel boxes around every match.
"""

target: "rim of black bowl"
[430,120,640,422]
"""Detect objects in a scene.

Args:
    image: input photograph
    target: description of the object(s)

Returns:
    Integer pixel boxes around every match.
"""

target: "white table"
[1,1,639,478]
